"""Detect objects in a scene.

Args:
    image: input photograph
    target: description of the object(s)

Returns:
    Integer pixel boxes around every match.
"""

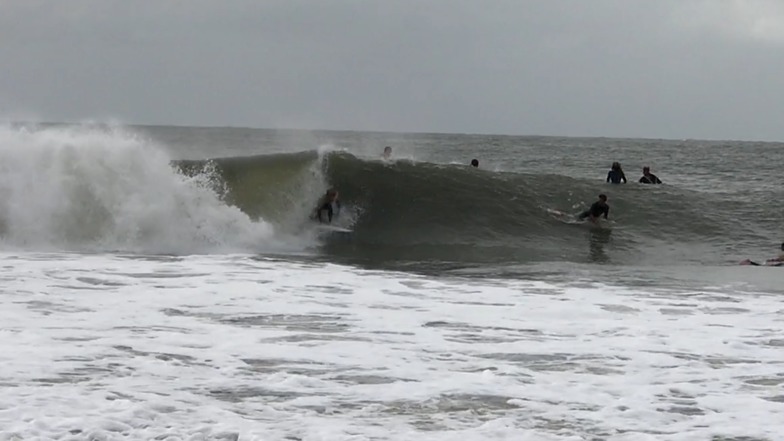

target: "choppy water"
[0,123,782,440]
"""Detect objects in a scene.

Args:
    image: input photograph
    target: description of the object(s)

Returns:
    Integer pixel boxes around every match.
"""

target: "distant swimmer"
[578,194,609,223]
[607,162,627,184]
[639,166,662,184]
[382,146,392,159]
[471,159,479,168]
[314,188,341,224]
[740,242,784,266]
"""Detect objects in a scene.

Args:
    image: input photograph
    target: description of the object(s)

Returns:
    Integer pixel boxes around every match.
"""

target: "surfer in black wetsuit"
[607,162,627,184]
[740,242,784,266]
[639,166,662,184]
[578,194,609,223]
[314,188,341,224]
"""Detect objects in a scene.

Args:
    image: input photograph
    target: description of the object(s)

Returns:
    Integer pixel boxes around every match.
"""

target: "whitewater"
[0,124,782,440]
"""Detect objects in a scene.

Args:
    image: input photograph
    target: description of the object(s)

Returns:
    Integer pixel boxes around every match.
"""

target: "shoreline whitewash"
[0,253,780,440]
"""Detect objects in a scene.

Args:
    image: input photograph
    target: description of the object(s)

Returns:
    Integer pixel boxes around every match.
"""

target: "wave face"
[3,124,778,266]
[0,125,290,254]
[177,150,761,267]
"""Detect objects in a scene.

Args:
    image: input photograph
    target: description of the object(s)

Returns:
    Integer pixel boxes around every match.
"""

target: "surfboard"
[546,208,569,218]
[547,208,612,229]
[740,259,782,267]
[314,224,353,234]
[547,208,582,224]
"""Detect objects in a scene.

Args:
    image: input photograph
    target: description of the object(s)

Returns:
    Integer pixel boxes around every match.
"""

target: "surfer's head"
[326,188,338,201]
[383,146,392,158]
[643,166,650,173]
[470,159,479,167]
[611,162,621,171]
[598,194,607,203]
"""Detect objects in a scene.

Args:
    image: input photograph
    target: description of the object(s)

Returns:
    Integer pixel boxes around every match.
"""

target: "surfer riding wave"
[314,188,341,224]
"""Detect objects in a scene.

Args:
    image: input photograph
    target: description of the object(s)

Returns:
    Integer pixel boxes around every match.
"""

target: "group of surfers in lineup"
[578,161,662,223]
[311,149,783,266]
[601,161,781,266]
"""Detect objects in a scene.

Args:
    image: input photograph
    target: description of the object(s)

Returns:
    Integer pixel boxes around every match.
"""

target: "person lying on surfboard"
[578,194,609,223]
[314,188,341,224]
[740,242,784,266]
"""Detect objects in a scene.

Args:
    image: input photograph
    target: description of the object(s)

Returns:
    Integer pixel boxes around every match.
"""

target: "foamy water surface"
[0,253,781,440]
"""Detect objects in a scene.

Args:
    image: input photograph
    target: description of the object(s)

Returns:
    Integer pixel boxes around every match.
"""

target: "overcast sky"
[1,0,783,140]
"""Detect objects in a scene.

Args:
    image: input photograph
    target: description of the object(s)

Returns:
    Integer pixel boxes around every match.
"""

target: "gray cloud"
[1,0,783,140]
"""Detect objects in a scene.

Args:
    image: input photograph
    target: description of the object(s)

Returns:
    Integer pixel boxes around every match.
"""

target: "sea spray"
[0,124,293,254]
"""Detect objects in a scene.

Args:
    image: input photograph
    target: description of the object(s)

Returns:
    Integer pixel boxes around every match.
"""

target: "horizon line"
[2,119,781,144]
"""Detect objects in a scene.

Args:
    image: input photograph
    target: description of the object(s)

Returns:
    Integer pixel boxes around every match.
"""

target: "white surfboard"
[547,208,581,224]
[314,224,353,234]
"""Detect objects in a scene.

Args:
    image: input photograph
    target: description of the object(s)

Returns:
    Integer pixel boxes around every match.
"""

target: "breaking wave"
[0,123,775,266]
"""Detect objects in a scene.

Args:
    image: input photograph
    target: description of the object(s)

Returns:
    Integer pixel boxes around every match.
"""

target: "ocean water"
[0,123,782,440]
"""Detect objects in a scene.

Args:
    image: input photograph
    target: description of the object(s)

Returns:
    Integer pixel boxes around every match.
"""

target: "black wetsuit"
[639,173,662,184]
[316,200,341,223]
[579,201,609,220]
[607,170,626,184]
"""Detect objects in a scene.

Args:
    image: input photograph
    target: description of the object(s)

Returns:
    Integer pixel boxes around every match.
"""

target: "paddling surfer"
[578,194,610,223]
[740,242,784,266]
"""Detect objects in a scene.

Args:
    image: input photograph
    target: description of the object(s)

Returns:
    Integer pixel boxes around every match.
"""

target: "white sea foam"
[0,124,310,254]
[0,252,781,440]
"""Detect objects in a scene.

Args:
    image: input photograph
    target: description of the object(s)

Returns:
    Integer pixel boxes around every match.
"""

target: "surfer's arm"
[603,207,609,219]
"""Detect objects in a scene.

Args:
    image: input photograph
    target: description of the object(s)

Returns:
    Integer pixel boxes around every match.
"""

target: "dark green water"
[149,125,782,271]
